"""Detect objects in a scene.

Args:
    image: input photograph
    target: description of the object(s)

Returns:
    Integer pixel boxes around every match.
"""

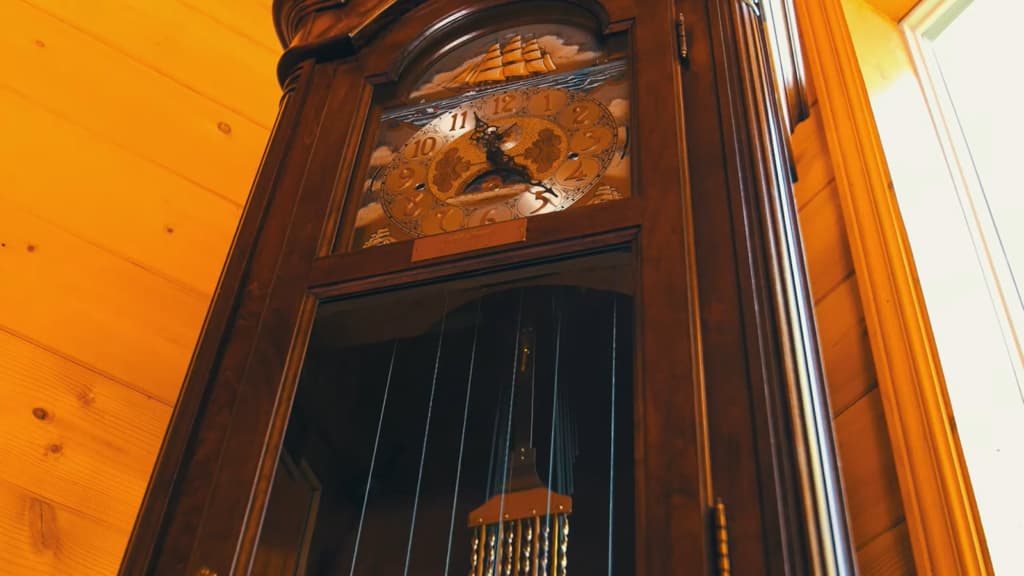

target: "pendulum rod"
[402,295,449,576]
[544,296,564,569]
[444,299,483,576]
[496,291,525,570]
[348,341,400,576]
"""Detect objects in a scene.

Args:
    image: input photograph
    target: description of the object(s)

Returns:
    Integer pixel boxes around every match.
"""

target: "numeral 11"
[449,110,468,131]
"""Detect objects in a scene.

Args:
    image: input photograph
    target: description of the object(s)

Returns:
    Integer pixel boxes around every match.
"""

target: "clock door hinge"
[713,498,732,576]
[677,12,689,63]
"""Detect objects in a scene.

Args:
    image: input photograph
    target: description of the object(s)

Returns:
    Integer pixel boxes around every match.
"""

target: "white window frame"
[902,1,1024,573]
[902,0,1024,387]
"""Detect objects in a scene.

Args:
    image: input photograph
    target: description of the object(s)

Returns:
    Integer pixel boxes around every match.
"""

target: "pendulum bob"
[467,448,572,576]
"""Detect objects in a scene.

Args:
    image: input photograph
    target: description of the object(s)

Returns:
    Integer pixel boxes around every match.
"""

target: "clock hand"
[469,112,558,199]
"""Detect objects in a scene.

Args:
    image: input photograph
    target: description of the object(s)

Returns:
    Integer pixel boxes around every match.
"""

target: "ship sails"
[451,35,558,87]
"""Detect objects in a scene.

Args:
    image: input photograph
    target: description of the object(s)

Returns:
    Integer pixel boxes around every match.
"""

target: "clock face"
[379,87,618,237]
[348,25,630,250]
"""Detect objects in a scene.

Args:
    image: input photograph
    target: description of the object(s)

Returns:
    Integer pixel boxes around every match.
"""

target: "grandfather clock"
[122,1,854,574]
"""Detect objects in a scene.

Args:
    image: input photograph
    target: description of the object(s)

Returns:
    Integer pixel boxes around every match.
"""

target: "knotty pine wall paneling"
[0,1,279,573]
[792,78,915,573]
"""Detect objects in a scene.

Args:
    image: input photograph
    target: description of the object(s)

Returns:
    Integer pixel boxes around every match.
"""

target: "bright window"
[903,0,1024,572]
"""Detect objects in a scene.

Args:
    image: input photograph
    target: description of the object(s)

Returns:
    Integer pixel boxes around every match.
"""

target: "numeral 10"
[410,136,437,158]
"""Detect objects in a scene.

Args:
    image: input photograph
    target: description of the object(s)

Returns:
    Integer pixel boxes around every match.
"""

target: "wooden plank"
[835,389,905,548]
[0,479,127,576]
[858,522,916,575]
[0,88,240,295]
[0,328,170,530]
[0,0,270,204]
[792,104,834,209]
[815,276,876,416]
[0,202,209,403]
[25,0,281,126]
[798,183,855,303]
[176,0,281,53]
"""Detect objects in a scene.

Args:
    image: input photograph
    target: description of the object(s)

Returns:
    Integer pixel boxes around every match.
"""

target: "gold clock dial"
[374,87,619,237]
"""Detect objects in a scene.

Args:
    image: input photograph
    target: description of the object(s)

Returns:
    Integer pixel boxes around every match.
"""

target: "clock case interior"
[253,250,636,575]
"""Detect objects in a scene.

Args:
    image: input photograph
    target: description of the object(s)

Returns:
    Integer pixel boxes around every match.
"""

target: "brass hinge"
[677,12,689,62]
[713,498,731,576]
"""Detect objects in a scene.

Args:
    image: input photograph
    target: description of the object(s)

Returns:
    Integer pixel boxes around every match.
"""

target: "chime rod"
[544,300,564,536]
[443,300,482,576]
[348,341,399,576]
[402,297,448,576]
[607,297,617,575]
[497,293,525,543]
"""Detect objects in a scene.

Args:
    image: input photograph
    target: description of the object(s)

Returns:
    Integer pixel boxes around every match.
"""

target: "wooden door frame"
[792,0,992,573]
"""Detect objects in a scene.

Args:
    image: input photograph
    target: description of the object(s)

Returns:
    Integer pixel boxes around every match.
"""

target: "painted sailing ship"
[450,35,558,87]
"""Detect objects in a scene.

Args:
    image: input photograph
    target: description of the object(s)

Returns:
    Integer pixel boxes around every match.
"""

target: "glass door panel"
[256,250,636,575]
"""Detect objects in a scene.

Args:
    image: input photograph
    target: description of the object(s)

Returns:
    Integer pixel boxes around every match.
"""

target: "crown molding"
[273,0,347,48]
[273,0,426,85]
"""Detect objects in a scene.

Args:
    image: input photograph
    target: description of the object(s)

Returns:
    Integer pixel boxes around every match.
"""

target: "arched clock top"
[337,12,633,252]
[272,0,625,86]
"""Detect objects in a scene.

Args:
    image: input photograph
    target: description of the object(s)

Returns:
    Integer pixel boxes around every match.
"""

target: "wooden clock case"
[120,0,854,574]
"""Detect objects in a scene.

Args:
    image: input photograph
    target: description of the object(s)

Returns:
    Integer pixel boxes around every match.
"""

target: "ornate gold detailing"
[677,13,689,62]
[588,185,621,205]
[450,36,558,89]
[523,128,564,174]
[470,531,480,576]
[433,148,472,195]
[713,498,731,576]
[559,516,569,576]
[505,527,515,576]
[362,227,396,248]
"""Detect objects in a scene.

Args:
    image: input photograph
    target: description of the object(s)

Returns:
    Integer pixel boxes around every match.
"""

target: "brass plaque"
[411,219,527,262]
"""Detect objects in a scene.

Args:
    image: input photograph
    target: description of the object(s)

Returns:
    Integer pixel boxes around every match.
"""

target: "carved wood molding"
[792,0,992,573]
[273,0,346,48]
[761,0,810,133]
[273,0,426,84]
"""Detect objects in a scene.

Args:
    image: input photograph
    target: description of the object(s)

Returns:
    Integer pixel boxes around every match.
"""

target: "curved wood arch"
[272,0,619,85]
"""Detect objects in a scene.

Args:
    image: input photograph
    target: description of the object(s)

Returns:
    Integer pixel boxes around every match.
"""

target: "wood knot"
[216,121,232,134]
[165,225,175,234]
[47,443,63,455]
[31,407,50,421]
[26,243,36,253]
[34,39,46,48]
[76,387,96,407]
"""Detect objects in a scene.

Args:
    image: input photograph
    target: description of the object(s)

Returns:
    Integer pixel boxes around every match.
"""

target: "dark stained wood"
[121,0,850,573]
[118,59,318,576]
